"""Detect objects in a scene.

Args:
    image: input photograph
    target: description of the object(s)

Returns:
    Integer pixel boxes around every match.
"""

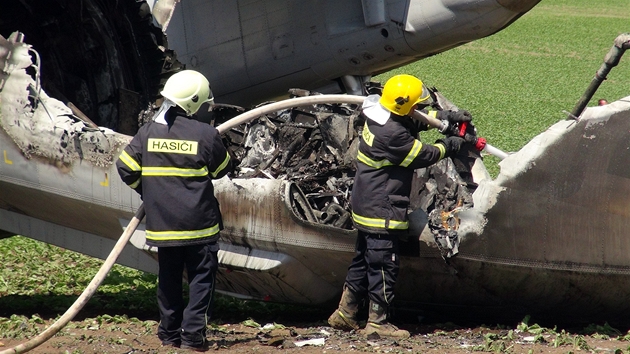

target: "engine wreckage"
[220,88,479,260]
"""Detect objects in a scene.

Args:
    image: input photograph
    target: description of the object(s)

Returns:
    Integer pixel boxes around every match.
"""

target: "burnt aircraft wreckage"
[2,2,630,324]
[0,0,542,131]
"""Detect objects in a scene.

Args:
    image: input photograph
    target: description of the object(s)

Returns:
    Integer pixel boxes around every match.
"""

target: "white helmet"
[160,70,214,115]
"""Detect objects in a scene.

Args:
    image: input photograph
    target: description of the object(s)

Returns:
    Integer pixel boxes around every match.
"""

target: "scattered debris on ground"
[2,314,629,353]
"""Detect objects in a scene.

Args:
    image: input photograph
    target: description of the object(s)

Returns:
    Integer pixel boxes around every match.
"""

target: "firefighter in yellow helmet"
[117,70,232,351]
[328,74,470,339]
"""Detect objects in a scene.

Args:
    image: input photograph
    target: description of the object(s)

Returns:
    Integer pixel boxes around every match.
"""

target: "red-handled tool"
[412,109,508,160]
[458,121,487,152]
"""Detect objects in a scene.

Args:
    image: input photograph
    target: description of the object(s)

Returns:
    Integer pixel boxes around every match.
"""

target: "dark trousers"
[157,242,219,346]
[345,230,400,306]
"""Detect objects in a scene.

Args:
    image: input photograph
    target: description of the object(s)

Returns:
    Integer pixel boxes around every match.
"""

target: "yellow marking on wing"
[100,173,109,187]
[4,151,13,165]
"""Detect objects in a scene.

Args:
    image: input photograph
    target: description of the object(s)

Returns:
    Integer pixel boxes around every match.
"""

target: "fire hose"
[1,94,506,353]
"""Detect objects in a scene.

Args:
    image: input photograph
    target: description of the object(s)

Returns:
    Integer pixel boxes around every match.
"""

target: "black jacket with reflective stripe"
[351,113,444,234]
[116,108,232,247]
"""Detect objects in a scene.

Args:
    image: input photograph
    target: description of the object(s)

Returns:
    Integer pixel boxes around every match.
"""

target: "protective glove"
[413,120,430,132]
[436,136,466,158]
[438,110,473,136]
[446,110,472,123]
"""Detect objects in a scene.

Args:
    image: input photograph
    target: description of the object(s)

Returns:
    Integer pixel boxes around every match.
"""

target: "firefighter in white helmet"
[117,70,232,351]
[327,74,470,339]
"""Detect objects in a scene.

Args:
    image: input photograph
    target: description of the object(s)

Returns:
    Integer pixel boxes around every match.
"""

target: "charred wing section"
[0,32,130,168]
[0,0,178,134]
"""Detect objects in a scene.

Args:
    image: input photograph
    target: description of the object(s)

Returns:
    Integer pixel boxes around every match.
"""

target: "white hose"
[216,94,366,132]
[483,144,509,160]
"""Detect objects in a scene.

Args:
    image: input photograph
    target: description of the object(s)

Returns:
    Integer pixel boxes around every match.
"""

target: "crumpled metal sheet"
[413,158,476,258]
[0,32,129,168]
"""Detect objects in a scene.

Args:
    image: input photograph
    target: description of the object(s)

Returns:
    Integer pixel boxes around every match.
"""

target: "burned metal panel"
[215,243,341,303]
[0,32,129,169]
[0,1,175,131]
[459,98,630,269]
[213,177,357,303]
[214,178,356,264]
[0,31,143,236]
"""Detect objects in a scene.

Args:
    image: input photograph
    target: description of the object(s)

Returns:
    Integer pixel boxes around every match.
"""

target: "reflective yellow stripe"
[434,143,446,160]
[382,267,389,304]
[400,140,422,167]
[129,178,141,189]
[210,152,231,178]
[119,150,141,172]
[427,110,438,119]
[142,166,208,177]
[352,212,408,230]
[146,224,220,241]
[358,140,423,169]
[357,150,394,169]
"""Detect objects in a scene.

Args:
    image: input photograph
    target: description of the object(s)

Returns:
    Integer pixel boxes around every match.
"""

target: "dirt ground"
[1,315,628,354]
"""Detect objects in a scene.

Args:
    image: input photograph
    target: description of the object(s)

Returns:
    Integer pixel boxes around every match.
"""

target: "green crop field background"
[377,0,630,174]
[1,0,629,331]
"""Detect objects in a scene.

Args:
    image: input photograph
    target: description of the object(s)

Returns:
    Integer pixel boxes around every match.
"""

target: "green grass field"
[377,0,630,173]
[1,0,629,332]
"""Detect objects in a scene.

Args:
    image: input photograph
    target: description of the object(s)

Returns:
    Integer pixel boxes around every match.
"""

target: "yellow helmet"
[379,74,431,116]
[160,70,214,115]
